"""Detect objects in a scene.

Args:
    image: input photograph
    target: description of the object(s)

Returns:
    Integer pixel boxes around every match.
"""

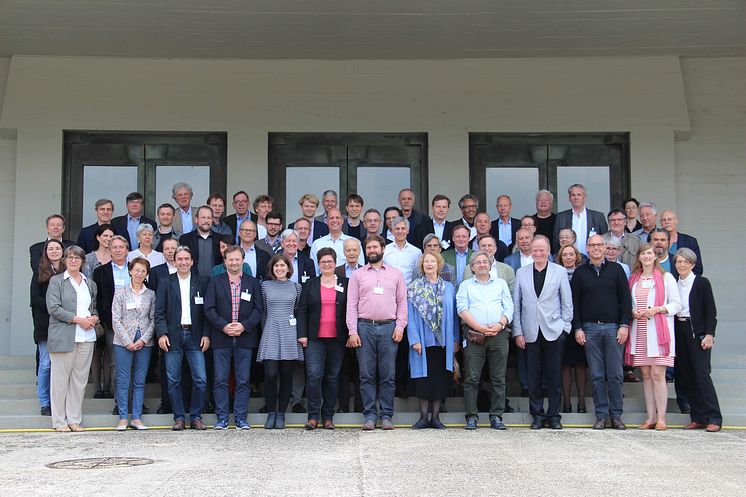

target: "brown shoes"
[611,418,626,430]
[705,424,722,432]
[654,421,667,431]
[381,419,395,430]
[304,419,318,430]
[190,419,207,430]
[68,423,84,432]
[638,421,656,430]
[682,422,706,430]
[323,420,335,430]
[172,420,185,431]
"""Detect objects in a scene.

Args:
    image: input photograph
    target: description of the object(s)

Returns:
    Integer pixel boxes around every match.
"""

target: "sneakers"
[489,416,506,430]
[465,416,478,430]
[235,418,251,430]
[213,419,229,430]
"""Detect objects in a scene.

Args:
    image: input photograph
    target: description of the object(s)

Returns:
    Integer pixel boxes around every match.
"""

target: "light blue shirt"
[234,213,251,244]
[111,261,130,289]
[243,244,258,277]
[659,255,671,273]
[456,275,514,326]
[180,208,193,233]
[433,220,446,241]
[289,254,299,283]
[498,218,513,247]
[127,215,141,248]
[455,250,468,285]
[344,263,358,279]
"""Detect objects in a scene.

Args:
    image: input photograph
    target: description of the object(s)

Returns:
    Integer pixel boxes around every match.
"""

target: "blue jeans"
[114,342,152,420]
[305,339,346,421]
[37,341,51,408]
[213,346,253,421]
[356,321,397,422]
[165,330,207,422]
[583,322,624,420]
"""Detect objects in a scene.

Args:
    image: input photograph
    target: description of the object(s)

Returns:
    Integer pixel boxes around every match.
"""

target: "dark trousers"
[164,330,207,422]
[213,346,253,421]
[674,321,722,425]
[305,339,346,421]
[395,327,411,394]
[338,348,362,411]
[526,331,566,419]
[463,332,509,418]
[263,360,295,413]
[159,348,192,410]
[356,321,397,421]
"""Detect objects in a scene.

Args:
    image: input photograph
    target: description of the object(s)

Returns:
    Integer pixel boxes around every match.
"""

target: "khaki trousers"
[50,342,94,429]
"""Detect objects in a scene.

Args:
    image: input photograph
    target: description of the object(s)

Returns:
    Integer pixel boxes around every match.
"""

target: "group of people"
[29,181,722,432]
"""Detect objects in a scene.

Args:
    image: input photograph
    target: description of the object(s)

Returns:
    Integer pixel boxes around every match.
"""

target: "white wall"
[0,57,17,353]
[0,55,701,353]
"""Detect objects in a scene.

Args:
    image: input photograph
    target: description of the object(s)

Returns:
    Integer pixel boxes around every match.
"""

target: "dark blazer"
[147,263,175,293]
[552,208,608,248]
[677,232,704,276]
[244,245,272,281]
[683,275,717,337]
[490,217,521,252]
[297,276,349,342]
[405,210,430,245]
[290,219,329,242]
[334,263,362,280]
[283,251,316,285]
[30,272,51,343]
[413,219,457,251]
[178,229,223,269]
[204,272,264,349]
[110,214,157,249]
[77,223,104,254]
[341,219,365,240]
[154,272,208,348]
[29,239,76,271]
[224,212,259,238]
[92,262,116,329]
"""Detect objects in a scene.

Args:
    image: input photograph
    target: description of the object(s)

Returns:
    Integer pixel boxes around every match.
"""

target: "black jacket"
[110,215,157,249]
[204,272,264,349]
[92,262,117,329]
[29,239,76,271]
[224,212,259,238]
[412,219,457,252]
[683,275,717,337]
[489,217,521,253]
[297,276,349,342]
[179,229,223,271]
[30,272,51,343]
[154,273,209,348]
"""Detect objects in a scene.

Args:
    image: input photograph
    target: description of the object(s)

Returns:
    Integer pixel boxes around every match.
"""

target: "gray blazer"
[512,262,573,343]
[552,208,608,248]
[172,206,197,235]
[46,273,98,353]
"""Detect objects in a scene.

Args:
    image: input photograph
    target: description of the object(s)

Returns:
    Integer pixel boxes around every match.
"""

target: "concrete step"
[1,412,743,431]
[0,355,36,369]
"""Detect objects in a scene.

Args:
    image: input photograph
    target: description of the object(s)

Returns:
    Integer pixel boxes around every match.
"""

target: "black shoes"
[292,403,306,413]
[530,416,543,430]
[40,406,51,416]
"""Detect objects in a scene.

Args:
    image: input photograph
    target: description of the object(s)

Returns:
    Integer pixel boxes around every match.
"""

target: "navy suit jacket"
[178,230,223,270]
[279,251,315,285]
[224,212,259,238]
[204,272,264,349]
[413,219,457,251]
[552,208,608,248]
[110,214,157,249]
[490,217,521,252]
[676,232,704,276]
[77,222,105,254]
[147,263,176,293]
[289,219,329,242]
[154,273,208,348]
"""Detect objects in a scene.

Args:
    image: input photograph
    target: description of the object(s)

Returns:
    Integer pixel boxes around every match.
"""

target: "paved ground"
[1,428,744,497]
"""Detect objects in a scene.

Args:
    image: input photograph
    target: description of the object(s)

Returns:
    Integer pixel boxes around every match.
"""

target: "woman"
[626,243,681,430]
[297,248,348,430]
[127,224,165,267]
[558,244,587,413]
[674,248,722,432]
[83,224,113,278]
[111,257,155,431]
[46,245,99,432]
[406,252,458,429]
[624,198,643,233]
[422,234,456,286]
[31,240,66,416]
[258,253,303,429]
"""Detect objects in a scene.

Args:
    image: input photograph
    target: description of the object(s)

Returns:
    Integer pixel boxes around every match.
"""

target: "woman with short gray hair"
[128,223,165,267]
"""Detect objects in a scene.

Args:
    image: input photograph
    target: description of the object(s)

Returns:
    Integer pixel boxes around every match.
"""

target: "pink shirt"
[346,263,408,335]
[318,285,337,338]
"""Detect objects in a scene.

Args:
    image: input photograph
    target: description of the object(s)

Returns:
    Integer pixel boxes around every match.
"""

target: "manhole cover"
[46,457,154,470]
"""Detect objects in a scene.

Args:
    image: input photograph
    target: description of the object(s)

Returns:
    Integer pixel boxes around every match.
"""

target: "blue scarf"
[407,275,445,344]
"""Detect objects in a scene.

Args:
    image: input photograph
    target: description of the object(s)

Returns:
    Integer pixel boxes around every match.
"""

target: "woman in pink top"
[297,247,349,430]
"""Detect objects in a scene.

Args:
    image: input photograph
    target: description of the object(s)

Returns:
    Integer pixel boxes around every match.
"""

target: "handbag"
[460,321,486,346]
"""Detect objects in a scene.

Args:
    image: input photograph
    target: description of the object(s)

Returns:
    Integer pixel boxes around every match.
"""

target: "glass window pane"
[285,166,340,223]
[155,165,211,214]
[82,165,138,226]
[485,167,539,220]
[557,166,610,214]
[356,167,410,221]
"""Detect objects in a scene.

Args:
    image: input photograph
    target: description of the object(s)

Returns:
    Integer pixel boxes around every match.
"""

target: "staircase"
[1,354,744,429]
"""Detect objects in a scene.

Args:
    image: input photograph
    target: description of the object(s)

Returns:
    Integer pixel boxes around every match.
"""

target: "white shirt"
[677,272,695,318]
[383,241,422,285]
[128,248,166,267]
[178,273,192,326]
[310,233,361,275]
[166,262,177,274]
[571,208,589,255]
[64,271,95,343]
[519,253,534,268]
[242,244,258,277]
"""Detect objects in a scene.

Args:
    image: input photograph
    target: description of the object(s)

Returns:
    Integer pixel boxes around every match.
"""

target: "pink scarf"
[625,268,671,364]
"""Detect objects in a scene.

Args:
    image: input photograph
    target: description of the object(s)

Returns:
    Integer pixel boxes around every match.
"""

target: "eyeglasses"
[462,204,477,209]
[239,229,256,233]
[587,243,605,248]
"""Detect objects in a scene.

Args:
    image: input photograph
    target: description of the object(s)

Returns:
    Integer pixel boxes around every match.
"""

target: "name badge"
[126,302,137,310]
[373,286,384,295]
[440,240,451,250]
[241,292,252,302]
[335,284,344,293]
[194,296,204,305]
[114,278,126,287]
[301,274,310,283]
[641,280,654,289]
[289,316,297,326]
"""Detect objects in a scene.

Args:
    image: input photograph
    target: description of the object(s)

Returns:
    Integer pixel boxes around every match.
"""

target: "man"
[335,237,363,279]
[316,190,338,224]
[520,215,537,235]
[178,206,222,278]
[29,214,75,271]
[278,229,315,284]
[413,194,455,250]
[237,219,271,280]
[92,235,130,411]
[533,190,557,246]
[310,209,361,273]
[463,235,516,294]
[289,193,329,242]
[457,251,514,430]
[77,198,115,253]
[110,192,157,249]
[292,217,312,258]
[171,182,197,235]
[441,224,473,287]
[552,184,608,255]
[224,191,258,243]
[153,203,181,252]
[490,195,520,252]
[513,236,573,430]
[602,208,640,267]
[660,210,703,275]
[383,217,422,285]
[154,246,210,430]
[253,195,273,232]
[204,245,264,430]
[633,201,658,242]
[382,207,403,243]
[207,193,231,236]
[346,235,408,430]
[397,188,429,243]
[572,234,632,430]
[342,194,365,240]
[255,210,283,254]
[503,228,536,273]
[361,208,383,240]
[456,194,479,229]
[650,228,675,274]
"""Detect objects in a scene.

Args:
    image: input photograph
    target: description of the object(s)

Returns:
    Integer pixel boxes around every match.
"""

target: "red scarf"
[625,268,671,364]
